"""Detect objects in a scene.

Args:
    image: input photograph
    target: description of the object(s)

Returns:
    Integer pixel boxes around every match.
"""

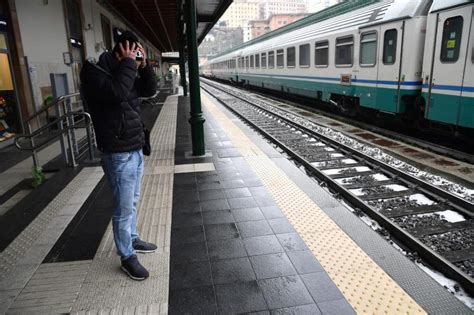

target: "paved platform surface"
[167,92,471,314]
[0,88,471,314]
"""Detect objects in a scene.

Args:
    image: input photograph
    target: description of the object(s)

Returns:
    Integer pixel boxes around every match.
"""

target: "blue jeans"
[102,150,144,260]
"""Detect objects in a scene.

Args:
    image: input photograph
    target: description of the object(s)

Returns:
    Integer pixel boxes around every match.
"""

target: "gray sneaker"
[133,238,157,253]
[121,255,149,281]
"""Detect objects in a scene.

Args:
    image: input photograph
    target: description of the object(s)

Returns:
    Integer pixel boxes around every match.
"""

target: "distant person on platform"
[80,31,157,280]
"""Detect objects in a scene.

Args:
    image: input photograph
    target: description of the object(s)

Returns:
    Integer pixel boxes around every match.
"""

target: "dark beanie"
[116,30,139,45]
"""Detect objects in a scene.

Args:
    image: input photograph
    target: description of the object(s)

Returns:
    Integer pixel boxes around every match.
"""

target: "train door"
[458,10,474,129]
[376,21,404,113]
[425,7,472,125]
[357,28,379,110]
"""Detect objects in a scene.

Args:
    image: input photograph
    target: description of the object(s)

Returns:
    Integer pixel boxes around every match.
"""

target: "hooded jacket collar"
[97,52,119,74]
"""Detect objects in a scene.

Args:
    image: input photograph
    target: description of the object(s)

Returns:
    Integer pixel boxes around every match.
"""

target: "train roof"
[430,0,472,13]
[210,0,431,63]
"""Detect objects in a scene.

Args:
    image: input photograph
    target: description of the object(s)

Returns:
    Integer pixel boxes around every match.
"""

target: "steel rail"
[202,79,473,214]
[14,112,92,151]
[23,93,81,124]
[207,77,474,166]
[201,81,474,295]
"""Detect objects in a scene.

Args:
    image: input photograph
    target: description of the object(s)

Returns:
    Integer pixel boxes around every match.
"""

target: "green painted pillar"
[178,10,188,96]
[185,0,205,156]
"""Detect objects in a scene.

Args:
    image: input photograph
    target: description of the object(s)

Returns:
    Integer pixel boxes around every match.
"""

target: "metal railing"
[14,92,98,168]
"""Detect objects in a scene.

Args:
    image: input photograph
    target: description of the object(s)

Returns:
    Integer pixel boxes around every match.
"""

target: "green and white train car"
[421,0,473,129]
[205,0,474,131]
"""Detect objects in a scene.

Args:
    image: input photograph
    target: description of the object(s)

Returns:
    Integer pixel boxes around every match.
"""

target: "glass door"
[64,0,85,92]
[0,31,21,143]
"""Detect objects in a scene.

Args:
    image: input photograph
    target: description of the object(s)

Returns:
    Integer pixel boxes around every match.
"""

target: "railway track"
[239,84,474,165]
[200,78,474,295]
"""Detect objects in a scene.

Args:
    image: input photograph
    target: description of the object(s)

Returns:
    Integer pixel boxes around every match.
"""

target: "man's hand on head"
[136,42,147,68]
[115,40,138,66]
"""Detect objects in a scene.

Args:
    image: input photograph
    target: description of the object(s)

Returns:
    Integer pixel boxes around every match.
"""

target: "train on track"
[201,0,474,136]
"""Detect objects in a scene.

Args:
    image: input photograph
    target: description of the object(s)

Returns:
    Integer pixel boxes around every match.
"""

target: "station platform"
[0,89,472,314]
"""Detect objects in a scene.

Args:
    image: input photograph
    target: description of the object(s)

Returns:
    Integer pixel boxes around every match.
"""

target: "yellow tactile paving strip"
[202,93,426,314]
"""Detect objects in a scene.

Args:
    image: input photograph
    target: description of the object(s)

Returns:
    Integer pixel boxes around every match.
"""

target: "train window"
[256,54,260,68]
[250,55,254,68]
[269,51,275,68]
[315,40,329,67]
[383,29,397,64]
[440,16,463,63]
[299,44,310,67]
[262,53,267,68]
[335,36,353,67]
[287,47,296,67]
[360,32,377,66]
[277,49,284,68]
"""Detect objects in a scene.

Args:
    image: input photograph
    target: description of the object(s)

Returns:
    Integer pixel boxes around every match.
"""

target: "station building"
[0,0,161,148]
[0,0,473,314]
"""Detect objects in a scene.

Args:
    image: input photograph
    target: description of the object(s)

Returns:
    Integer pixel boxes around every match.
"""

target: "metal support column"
[185,0,205,155]
[178,7,188,96]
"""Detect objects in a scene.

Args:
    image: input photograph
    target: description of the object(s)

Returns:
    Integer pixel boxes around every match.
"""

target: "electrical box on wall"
[63,52,72,65]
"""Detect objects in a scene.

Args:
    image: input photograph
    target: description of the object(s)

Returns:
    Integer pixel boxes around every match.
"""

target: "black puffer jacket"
[80,52,157,153]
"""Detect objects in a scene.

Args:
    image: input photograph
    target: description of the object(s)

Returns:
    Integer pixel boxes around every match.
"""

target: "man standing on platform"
[80,31,157,280]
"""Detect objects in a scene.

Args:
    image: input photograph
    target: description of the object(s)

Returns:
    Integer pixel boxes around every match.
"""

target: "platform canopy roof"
[100,0,232,53]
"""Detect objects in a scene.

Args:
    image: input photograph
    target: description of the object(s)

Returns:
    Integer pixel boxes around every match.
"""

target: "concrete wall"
[15,0,73,110]
[80,0,127,60]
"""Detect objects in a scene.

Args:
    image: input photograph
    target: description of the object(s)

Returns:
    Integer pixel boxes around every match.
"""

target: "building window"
[383,29,397,65]
[269,51,275,68]
[65,0,83,41]
[262,52,267,68]
[250,55,254,68]
[276,49,284,67]
[299,44,310,67]
[335,36,353,67]
[0,22,22,135]
[246,56,249,68]
[315,40,329,67]
[255,54,260,68]
[360,32,377,66]
[440,16,463,63]
[100,14,112,51]
[287,47,295,67]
